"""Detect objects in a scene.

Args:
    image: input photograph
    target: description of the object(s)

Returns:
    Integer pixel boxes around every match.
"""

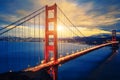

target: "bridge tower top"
[112,30,116,41]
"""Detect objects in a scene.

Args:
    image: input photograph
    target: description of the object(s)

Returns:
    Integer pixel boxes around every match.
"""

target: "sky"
[0,0,120,37]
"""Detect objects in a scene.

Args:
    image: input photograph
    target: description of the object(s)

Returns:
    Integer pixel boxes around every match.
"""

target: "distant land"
[0,34,120,45]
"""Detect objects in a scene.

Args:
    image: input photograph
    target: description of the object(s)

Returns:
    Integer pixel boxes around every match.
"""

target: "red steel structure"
[112,30,117,47]
[45,4,58,80]
[112,30,116,41]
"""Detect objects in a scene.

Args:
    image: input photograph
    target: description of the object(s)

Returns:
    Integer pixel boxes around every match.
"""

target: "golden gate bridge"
[0,3,119,80]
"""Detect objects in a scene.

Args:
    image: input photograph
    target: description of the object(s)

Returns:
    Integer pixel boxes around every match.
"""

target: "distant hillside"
[73,34,120,45]
[0,34,120,45]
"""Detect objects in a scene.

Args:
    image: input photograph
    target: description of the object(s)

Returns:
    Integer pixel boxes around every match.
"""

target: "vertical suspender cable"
[38,14,41,64]
[33,17,35,64]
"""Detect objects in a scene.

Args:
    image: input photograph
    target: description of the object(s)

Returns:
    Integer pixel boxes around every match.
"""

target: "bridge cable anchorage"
[0,6,45,31]
[0,10,45,36]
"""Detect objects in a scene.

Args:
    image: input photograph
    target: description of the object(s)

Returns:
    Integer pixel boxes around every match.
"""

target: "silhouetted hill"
[0,69,53,80]
[73,34,120,45]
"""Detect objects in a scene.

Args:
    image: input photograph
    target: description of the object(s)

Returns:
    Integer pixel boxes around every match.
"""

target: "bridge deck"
[25,41,118,72]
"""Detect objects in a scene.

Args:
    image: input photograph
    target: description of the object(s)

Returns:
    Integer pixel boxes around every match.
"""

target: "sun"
[57,25,64,32]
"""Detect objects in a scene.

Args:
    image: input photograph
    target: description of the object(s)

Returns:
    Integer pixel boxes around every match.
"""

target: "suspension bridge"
[0,3,119,80]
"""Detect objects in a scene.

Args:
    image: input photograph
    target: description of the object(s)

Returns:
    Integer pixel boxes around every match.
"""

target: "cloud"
[16,10,29,16]
[1,0,120,37]
[0,14,19,23]
[78,27,110,36]
[30,0,120,28]
[60,1,120,28]
[1,25,45,38]
[1,0,120,28]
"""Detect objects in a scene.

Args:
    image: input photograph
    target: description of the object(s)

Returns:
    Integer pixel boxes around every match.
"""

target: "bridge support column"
[45,4,58,80]
[112,30,116,42]
[112,30,117,47]
[52,66,58,80]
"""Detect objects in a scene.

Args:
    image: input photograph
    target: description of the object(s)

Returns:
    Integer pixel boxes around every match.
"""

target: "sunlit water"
[0,41,88,73]
[0,41,120,80]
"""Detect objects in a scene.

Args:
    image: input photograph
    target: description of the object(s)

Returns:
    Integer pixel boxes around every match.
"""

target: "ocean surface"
[0,41,120,80]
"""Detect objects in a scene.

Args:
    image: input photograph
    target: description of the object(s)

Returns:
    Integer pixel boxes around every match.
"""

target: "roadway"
[25,41,119,72]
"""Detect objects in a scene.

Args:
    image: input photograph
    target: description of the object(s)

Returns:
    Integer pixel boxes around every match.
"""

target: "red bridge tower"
[45,4,58,80]
[112,30,116,41]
